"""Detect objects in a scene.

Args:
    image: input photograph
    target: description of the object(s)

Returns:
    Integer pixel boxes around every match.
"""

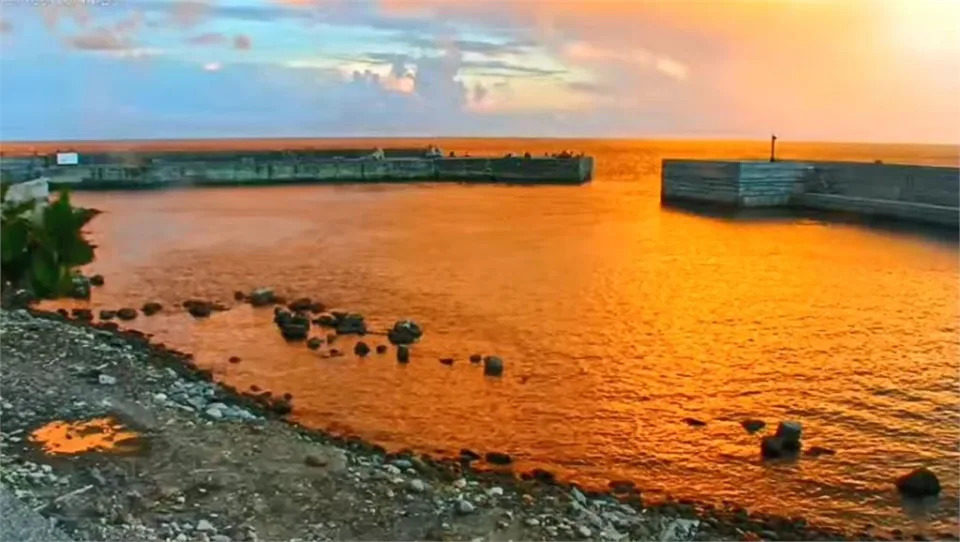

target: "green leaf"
[1,219,29,264]
[29,250,60,298]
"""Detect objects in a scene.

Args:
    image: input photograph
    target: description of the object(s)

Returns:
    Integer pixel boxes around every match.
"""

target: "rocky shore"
[0,307,939,542]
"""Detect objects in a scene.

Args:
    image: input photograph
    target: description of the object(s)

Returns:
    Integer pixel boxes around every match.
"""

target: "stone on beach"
[117,308,138,320]
[142,302,163,316]
[249,288,275,307]
[387,320,422,345]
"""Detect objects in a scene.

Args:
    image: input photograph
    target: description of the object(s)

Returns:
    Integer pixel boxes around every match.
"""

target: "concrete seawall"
[661,159,959,228]
[1,151,594,187]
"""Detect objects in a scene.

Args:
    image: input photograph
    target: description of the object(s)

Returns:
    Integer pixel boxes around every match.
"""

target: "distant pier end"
[1,148,594,187]
[661,159,959,228]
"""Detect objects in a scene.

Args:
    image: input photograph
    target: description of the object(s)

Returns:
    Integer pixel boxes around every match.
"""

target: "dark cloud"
[67,29,131,51]
[233,34,252,50]
[400,36,534,56]
[187,32,226,46]
[473,82,488,104]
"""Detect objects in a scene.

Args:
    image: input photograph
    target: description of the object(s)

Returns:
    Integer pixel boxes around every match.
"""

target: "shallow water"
[41,139,960,534]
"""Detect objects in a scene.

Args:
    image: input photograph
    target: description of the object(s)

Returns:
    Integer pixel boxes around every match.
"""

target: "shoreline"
[2,304,929,542]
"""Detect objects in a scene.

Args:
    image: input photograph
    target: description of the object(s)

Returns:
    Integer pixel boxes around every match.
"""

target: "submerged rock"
[117,308,138,320]
[249,288,275,307]
[741,419,766,434]
[71,308,93,321]
[804,446,836,458]
[775,421,802,444]
[70,275,91,300]
[896,468,941,497]
[288,297,313,312]
[274,309,310,341]
[397,345,410,363]
[89,274,105,287]
[469,354,482,364]
[335,314,366,335]
[228,356,241,364]
[354,341,371,357]
[439,357,454,365]
[306,337,323,350]
[483,356,503,377]
[99,309,117,320]
[142,302,163,316]
[376,344,388,354]
[313,313,338,327]
[683,417,707,427]
[484,452,511,465]
[761,435,800,460]
[184,300,212,318]
[233,290,245,301]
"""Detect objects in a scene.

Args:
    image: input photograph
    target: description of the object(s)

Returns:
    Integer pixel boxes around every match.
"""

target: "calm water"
[37,139,960,535]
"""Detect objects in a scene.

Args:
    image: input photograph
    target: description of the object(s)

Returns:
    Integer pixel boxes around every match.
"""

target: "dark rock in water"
[90,274,105,287]
[683,417,707,427]
[249,287,276,307]
[741,419,766,433]
[307,337,323,350]
[761,436,800,460]
[270,398,292,415]
[326,333,337,344]
[469,354,482,364]
[233,290,245,301]
[184,300,213,318]
[376,344,388,354]
[439,357,454,365]
[775,421,802,445]
[804,446,836,458]
[57,308,69,318]
[228,356,241,364]
[280,322,309,341]
[397,345,410,363]
[71,308,93,321]
[250,384,261,392]
[309,301,325,314]
[388,320,423,345]
[282,392,293,401]
[459,449,481,462]
[336,313,366,335]
[608,480,636,493]
[354,341,371,357]
[117,308,138,320]
[99,309,116,320]
[288,297,312,312]
[314,313,338,327]
[99,322,119,331]
[485,452,512,465]
[483,356,503,376]
[896,468,941,497]
[142,302,162,316]
[70,275,91,299]
[329,348,343,357]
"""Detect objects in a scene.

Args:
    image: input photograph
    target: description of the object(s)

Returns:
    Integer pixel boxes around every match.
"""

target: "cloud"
[233,34,252,50]
[67,30,131,51]
[203,62,222,72]
[400,35,533,56]
[563,41,688,81]
[170,1,210,28]
[188,32,226,46]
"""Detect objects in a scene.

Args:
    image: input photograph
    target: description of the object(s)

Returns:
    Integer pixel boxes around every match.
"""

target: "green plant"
[1,186,97,298]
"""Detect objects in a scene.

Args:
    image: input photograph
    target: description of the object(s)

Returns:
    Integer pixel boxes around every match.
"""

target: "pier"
[0,148,594,187]
[661,159,959,228]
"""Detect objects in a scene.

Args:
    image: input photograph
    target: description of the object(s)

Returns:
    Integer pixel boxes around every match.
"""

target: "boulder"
[71,308,93,321]
[307,337,323,350]
[761,435,800,460]
[117,308,138,320]
[70,275,91,300]
[336,314,366,335]
[89,274,105,287]
[280,322,309,341]
[397,345,410,363]
[99,309,117,320]
[142,302,162,316]
[388,320,423,345]
[309,301,326,314]
[376,344,388,354]
[439,358,454,365]
[608,480,636,493]
[459,449,481,462]
[233,290,245,301]
[896,468,941,498]
[354,341,371,357]
[313,313,338,327]
[485,452,512,465]
[483,356,504,377]
[469,354,482,364]
[249,287,276,307]
[184,300,212,318]
[741,419,766,434]
[288,297,313,312]
[775,421,802,445]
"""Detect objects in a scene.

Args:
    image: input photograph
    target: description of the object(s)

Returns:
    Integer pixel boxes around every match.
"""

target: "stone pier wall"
[662,159,959,227]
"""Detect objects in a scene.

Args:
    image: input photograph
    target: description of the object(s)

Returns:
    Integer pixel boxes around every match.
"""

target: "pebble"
[196,519,216,533]
[488,486,504,497]
[211,536,231,542]
[525,518,541,527]
[452,478,467,489]
[457,499,476,515]
[409,479,426,493]
[204,407,224,420]
[392,459,413,469]
[98,374,117,385]
[175,535,187,542]
[577,525,592,538]
[383,464,401,476]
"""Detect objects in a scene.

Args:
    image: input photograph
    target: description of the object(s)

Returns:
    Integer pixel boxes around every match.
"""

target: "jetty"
[661,159,959,228]
[0,147,594,188]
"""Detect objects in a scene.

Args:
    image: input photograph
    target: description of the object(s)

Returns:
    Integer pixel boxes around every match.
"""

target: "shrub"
[1,185,97,299]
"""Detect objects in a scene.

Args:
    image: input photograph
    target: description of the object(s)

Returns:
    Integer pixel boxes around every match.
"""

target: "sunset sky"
[1,0,957,143]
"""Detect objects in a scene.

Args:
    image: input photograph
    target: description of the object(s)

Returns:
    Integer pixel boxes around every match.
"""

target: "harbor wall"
[661,159,959,227]
[10,155,592,187]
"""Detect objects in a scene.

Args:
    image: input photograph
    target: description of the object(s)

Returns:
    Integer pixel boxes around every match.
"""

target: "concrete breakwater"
[0,148,594,187]
[661,159,959,227]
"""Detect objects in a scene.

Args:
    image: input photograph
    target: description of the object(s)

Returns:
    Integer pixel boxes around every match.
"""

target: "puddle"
[29,417,141,455]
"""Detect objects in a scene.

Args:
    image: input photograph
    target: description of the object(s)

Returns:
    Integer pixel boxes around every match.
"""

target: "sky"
[0,0,958,143]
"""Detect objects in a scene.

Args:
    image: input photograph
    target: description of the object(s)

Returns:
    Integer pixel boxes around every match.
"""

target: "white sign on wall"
[56,152,79,166]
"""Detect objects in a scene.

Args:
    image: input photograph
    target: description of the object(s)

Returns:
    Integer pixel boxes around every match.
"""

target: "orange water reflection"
[29,418,140,455]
